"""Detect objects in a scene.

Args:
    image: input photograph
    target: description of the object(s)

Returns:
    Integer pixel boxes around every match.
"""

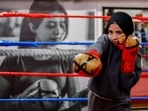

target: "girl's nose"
[54,28,60,35]
[54,25,62,35]
[112,33,118,39]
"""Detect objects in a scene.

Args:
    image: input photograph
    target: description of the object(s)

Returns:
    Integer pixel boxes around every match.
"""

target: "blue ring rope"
[0,40,93,47]
[0,40,148,47]
[0,98,88,102]
[142,70,148,72]
[0,97,148,102]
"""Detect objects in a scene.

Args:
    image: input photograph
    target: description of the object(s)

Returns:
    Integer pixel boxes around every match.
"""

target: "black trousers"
[87,91,131,111]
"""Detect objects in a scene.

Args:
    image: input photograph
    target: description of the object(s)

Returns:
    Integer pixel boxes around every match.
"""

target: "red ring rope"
[0,71,147,78]
[0,12,148,21]
[142,55,148,58]
[0,71,89,77]
[0,12,109,19]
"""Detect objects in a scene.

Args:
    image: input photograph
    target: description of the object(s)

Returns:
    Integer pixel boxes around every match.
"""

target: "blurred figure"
[140,23,148,69]
[0,18,15,37]
[107,8,114,16]
[140,23,146,44]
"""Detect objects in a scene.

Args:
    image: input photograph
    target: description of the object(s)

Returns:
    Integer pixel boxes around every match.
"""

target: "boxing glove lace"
[72,50,102,77]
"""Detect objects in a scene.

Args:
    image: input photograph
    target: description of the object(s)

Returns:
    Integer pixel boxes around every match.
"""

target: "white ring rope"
[0,49,84,57]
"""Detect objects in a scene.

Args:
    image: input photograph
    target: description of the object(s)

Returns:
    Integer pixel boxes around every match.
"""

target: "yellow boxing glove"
[72,50,102,77]
[118,35,139,73]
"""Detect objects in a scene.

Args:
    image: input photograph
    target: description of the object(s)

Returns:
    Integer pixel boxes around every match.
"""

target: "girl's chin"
[113,42,118,46]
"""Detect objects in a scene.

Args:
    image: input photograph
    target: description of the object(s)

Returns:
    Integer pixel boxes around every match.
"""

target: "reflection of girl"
[19,0,68,48]
[0,0,82,111]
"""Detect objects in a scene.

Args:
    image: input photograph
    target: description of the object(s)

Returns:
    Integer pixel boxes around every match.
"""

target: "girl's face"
[35,11,66,42]
[108,23,125,45]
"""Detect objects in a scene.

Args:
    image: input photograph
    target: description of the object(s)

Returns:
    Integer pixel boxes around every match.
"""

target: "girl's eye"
[116,31,123,35]
[108,30,113,34]
[60,22,66,30]
[46,22,56,28]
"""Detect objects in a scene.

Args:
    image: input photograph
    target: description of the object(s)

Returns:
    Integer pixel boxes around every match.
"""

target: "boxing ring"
[0,12,148,110]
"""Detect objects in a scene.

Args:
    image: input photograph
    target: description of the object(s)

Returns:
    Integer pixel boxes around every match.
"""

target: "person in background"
[140,23,146,45]
[139,23,148,69]
[0,0,87,111]
[73,11,142,111]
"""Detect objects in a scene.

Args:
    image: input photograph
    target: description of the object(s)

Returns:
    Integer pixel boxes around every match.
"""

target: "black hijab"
[105,11,134,36]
